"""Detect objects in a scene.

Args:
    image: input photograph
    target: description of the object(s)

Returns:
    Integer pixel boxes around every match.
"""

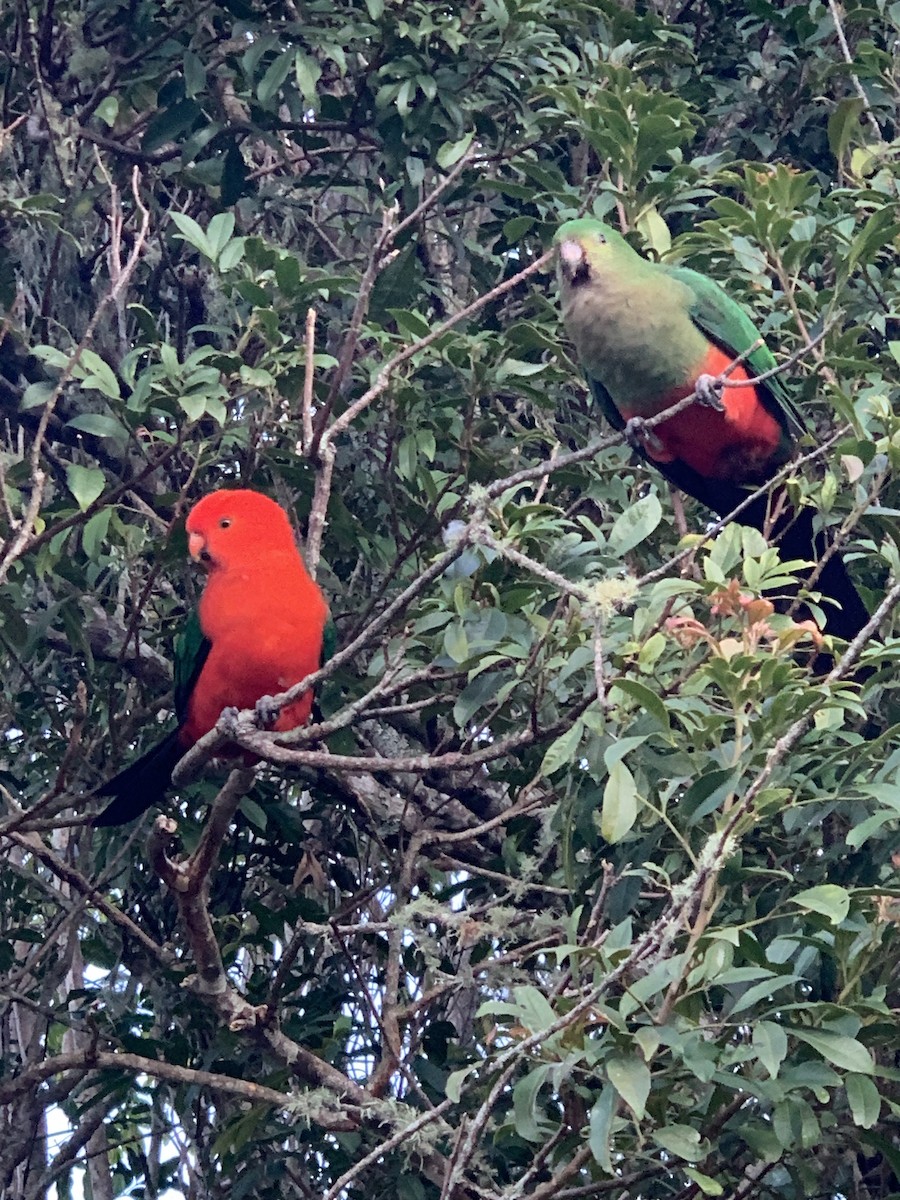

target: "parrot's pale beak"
[558,239,589,285]
[188,531,209,563]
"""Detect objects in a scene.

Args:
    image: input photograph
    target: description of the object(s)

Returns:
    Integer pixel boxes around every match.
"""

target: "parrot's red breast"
[619,344,784,482]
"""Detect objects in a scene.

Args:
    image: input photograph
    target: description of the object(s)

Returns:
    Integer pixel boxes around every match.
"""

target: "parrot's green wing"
[584,373,627,434]
[94,610,207,827]
[666,264,806,440]
[321,614,338,667]
[173,608,211,725]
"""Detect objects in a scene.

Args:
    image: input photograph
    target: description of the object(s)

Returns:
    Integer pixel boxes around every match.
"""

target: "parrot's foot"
[218,706,242,737]
[694,374,726,411]
[624,416,666,456]
[255,694,282,728]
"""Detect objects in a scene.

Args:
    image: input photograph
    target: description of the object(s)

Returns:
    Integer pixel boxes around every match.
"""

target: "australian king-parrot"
[555,217,869,643]
[93,488,330,826]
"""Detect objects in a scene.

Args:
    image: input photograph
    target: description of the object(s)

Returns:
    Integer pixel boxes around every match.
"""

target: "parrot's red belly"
[182,659,317,746]
[621,344,784,483]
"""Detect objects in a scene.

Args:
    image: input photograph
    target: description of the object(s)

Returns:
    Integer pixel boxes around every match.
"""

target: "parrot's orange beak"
[188,531,207,562]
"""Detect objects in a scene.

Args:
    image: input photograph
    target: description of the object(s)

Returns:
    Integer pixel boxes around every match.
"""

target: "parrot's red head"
[186,488,297,571]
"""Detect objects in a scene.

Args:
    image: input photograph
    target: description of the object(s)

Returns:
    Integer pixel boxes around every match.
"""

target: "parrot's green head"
[554,218,638,297]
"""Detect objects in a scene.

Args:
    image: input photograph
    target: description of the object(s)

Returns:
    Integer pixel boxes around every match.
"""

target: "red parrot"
[93,488,330,826]
[555,218,869,643]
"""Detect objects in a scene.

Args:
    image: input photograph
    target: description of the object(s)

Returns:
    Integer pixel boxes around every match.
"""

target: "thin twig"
[0,167,151,587]
[320,1100,454,1200]
[300,306,317,452]
[827,0,884,141]
[311,148,478,454]
[321,249,554,451]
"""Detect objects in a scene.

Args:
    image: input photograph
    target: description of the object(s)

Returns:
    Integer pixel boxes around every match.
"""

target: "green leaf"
[294,51,322,104]
[601,759,639,843]
[79,350,120,399]
[239,365,274,388]
[257,50,294,107]
[183,50,207,99]
[850,145,879,178]
[683,767,740,826]
[178,393,208,421]
[96,96,119,126]
[66,465,105,511]
[496,358,546,382]
[603,735,648,772]
[218,238,246,271]
[609,679,670,731]
[846,207,900,272]
[442,622,470,664]
[436,131,475,169]
[845,1073,880,1128]
[683,1169,724,1196]
[827,97,864,163]
[143,99,200,152]
[588,1085,616,1171]
[512,985,557,1034]
[207,212,235,259]
[445,1064,477,1103]
[847,811,895,848]
[387,309,432,339]
[753,1020,788,1079]
[32,344,72,370]
[607,1055,650,1120]
[654,1124,703,1161]
[636,206,671,254]
[541,720,583,777]
[81,507,112,561]
[790,1028,874,1074]
[729,972,803,1016]
[396,79,414,117]
[512,1065,551,1142]
[239,797,268,830]
[21,381,56,410]
[170,211,212,258]
[503,215,534,241]
[791,885,850,925]
[607,493,662,556]
[65,414,128,440]
[634,1027,660,1062]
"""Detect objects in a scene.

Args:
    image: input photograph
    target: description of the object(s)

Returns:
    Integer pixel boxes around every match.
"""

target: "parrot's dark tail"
[767,503,871,645]
[92,729,185,826]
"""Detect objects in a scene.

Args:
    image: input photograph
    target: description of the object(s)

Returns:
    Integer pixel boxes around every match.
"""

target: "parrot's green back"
[94,610,208,828]
[322,615,337,667]
[174,607,211,724]
[665,262,804,438]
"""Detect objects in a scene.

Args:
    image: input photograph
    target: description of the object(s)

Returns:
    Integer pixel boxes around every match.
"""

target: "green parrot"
[555,217,869,643]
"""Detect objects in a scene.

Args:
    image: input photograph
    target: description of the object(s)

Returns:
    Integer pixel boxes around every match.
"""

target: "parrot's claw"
[624,416,647,451]
[218,706,242,737]
[624,416,666,457]
[694,374,726,411]
[255,694,281,728]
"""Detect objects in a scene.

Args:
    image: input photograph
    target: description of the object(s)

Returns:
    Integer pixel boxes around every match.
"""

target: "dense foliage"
[1,0,900,1197]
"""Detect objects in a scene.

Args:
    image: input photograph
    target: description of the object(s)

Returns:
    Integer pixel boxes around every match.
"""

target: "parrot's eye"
[594,232,606,245]
[219,517,232,529]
